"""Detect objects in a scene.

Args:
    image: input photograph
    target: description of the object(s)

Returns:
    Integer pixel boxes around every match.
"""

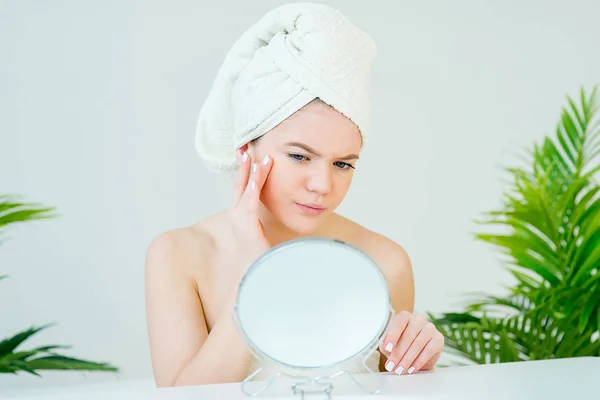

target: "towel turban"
[195,2,377,173]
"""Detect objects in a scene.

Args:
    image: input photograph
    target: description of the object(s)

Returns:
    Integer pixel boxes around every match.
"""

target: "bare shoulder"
[331,214,415,313]
[330,214,411,268]
[144,213,225,279]
[144,213,228,387]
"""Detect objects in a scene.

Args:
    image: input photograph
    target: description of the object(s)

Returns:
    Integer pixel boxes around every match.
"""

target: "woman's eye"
[288,154,354,170]
[288,154,308,162]
[334,161,355,170]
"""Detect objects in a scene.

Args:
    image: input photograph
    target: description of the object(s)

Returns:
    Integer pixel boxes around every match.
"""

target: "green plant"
[0,195,118,376]
[429,86,600,365]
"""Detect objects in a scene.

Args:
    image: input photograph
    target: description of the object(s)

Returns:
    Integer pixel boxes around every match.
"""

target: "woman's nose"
[306,166,332,195]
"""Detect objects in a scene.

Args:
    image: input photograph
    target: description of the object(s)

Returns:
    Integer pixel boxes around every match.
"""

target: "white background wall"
[1,0,599,391]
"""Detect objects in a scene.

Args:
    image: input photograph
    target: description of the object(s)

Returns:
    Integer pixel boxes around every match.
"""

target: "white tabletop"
[2,357,598,400]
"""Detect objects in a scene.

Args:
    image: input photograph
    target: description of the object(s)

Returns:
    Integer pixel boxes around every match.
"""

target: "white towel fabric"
[195,2,377,173]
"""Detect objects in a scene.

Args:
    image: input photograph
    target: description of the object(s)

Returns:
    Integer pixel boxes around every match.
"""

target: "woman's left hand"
[379,311,445,375]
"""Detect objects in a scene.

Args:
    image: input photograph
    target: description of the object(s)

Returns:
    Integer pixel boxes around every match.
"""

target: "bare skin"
[145,100,442,387]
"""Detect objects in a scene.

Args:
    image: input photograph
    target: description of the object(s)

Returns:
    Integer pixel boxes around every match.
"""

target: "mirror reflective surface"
[234,237,391,370]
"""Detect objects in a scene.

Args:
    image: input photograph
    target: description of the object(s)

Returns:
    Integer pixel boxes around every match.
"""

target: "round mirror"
[235,237,391,370]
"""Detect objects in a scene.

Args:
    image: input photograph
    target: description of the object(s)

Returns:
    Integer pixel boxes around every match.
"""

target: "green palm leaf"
[0,195,57,228]
[429,86,600,365]
[0,195,57,244]
[430,313,524,364]
[0,325,54,357]
[1,194,119,376]
[461,292,534,314]
[0,325,118,376]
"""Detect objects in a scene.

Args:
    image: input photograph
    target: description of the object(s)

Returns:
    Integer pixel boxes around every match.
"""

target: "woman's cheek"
[259,162,281,203]
[260,161,293,205]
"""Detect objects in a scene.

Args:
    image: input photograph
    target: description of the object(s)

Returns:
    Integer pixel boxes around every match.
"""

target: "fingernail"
[250,181,256,190]
[385,343,393,352]
[262,155,270,165]
[242,152,248,163]
[252,163,257,173]
[407,367,415,374]
[385,361,395,372]
[394,365,403,375]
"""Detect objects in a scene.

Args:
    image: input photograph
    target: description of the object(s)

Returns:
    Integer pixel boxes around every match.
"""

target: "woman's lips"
[295,202,327,216]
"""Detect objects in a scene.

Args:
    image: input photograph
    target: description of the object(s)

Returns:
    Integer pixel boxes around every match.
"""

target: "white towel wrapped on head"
[195,2,377,173]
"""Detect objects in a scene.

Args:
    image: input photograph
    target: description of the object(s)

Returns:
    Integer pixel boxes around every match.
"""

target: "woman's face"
[247,100,362,234]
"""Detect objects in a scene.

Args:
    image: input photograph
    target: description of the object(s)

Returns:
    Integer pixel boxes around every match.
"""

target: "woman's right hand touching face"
[227,149,273,276]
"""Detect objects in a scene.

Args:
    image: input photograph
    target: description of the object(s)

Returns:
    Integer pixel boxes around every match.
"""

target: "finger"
[395,323,438,375]
[380,311,410,356]
[241,155,273,210]
[240,159,262,212]
[232,151,251,205]
[405,332,444,374]
[255,155,273,191]
[388,315,428,374]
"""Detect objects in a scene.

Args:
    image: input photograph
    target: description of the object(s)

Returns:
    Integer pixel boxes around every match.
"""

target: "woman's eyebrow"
[285,141,359,160]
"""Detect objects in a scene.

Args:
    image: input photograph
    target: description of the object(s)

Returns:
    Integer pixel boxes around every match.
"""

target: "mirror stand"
[231,306,396,399]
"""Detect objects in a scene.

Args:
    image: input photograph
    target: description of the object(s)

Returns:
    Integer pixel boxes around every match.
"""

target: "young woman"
[144,3,444,387]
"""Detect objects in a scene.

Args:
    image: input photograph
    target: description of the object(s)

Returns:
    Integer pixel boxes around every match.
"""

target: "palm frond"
[430,313,524,364]
[0,195,57,231]
[430,86,600,366]
[431,298,600,364]
[10,355,118,374]
[461,293,535,315]
[0,325,55,357]
[0,324,118,375]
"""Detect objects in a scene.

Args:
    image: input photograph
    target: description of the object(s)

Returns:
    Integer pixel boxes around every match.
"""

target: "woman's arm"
[370,236,444,374]
[144,232,253,387]
[368,237,416,372]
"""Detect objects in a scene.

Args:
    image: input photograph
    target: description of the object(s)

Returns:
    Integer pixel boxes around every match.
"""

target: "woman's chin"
[279,214,326,236]
[262,201,331,237]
